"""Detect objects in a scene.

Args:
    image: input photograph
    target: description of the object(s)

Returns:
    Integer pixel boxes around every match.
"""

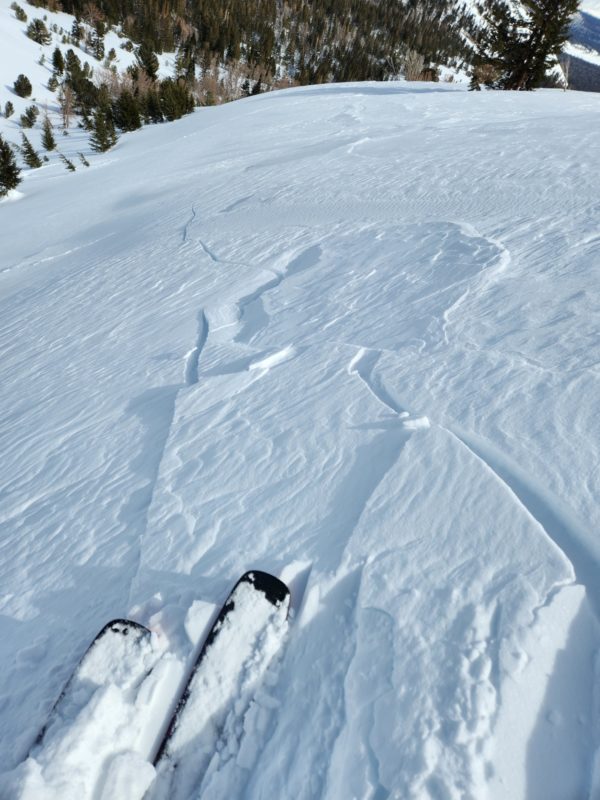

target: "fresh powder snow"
[1,74,600,800]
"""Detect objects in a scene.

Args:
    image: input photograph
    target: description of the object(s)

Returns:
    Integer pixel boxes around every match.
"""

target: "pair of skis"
[31,571,290,799]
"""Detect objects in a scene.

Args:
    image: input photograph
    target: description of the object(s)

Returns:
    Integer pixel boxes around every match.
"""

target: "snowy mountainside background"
[1,18,600,800]
[0,0,176,163]
[566,3,600,90]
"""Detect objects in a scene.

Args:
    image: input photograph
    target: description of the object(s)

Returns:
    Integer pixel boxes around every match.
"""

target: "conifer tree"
[52,46,65,75]
[473,0,580,89]
[13,74,32,98]
[42,116,56,151]
[113,90,141,131]
[21,133,43,168]
[0,135,22,197]
[71,18,83,43]
[20,105,39,129]
[26,18,51,45]
[59,153,76,171]
[144,89,163,123]
[91,24,106,61]
[89,107,118,152]
[136,42,159,81]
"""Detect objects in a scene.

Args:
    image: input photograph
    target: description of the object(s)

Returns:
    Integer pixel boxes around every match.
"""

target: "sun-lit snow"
[581,0,600,18]
[1,59,600,800]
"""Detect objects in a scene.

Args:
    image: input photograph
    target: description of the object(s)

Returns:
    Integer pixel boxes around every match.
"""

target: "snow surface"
[1,76,600,800]
[581,0,600,19]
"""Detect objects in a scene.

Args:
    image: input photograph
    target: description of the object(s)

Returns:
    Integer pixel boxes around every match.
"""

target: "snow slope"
[0,0,174,158]
[581,0,600,19]
[1,81,600,799]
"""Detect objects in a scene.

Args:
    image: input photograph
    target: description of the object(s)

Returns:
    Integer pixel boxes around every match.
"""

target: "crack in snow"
[181,205,197,245]
[445,424,600,619]
[184,312,209,386]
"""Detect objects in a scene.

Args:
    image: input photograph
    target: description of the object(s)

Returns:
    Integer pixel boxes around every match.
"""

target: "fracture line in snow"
[441,222,512,345]
[235,277,283,345]
[127,310,209,605]
[181,205,197,245]
[348,347,405,415]
[349,345,591,630]
[197,238,220,264]
[184,312,209,386]
[128,246,323,602]
[180,204,219,263]
[348,347,430,431]
[447,424,600,618]
[124,386,180,611]
[235,244,323,345]
[347,344,592,622]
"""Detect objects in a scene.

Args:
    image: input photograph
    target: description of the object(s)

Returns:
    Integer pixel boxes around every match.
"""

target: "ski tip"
[98,619,151,639]
[238,570,290,606]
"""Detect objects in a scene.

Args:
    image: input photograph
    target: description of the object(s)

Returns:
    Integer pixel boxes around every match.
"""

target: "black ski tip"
[32,618,150,753]
[237,570,290,606]
[98,618,151,639]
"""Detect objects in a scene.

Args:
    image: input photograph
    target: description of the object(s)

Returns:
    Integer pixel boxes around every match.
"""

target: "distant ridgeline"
[566,11,600,92]
[28,0,475,85]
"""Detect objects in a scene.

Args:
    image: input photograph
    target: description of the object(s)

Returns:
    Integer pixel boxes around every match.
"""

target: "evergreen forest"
[28,0,475,85]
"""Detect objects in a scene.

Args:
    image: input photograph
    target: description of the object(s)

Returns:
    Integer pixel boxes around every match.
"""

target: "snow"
[1,67,600,800]
[581,0,600,19]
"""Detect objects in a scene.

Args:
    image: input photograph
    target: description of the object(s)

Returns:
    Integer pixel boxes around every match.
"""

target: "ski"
[32,618,154,753]
[149,570,290,800]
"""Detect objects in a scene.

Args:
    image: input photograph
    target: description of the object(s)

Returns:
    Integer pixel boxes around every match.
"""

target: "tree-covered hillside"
[28,0,475,84]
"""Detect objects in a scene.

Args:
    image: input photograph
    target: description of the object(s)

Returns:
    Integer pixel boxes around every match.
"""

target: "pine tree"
[12,3,27,22]
[52,46,65,75]
[20,105,39,129]
[113,90,141,131]
[71,18,83,43]
[59,153,76,171]
[13,74,32,98]
[91,28,105,61]
[0,135,22,197]
[89,108,118,152]
[136,41,159,81]
[473,0,580,89]
[21,133,43,168]
[26,18,51,45]
[42,116,56,151]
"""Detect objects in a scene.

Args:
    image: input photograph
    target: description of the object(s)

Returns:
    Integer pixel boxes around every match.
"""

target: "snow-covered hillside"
[1,79,600,799]
[0,0,175,160]
[566,4,600,91]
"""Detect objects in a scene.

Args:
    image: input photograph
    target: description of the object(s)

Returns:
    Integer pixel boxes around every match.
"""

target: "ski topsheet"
[149,570,291,800]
